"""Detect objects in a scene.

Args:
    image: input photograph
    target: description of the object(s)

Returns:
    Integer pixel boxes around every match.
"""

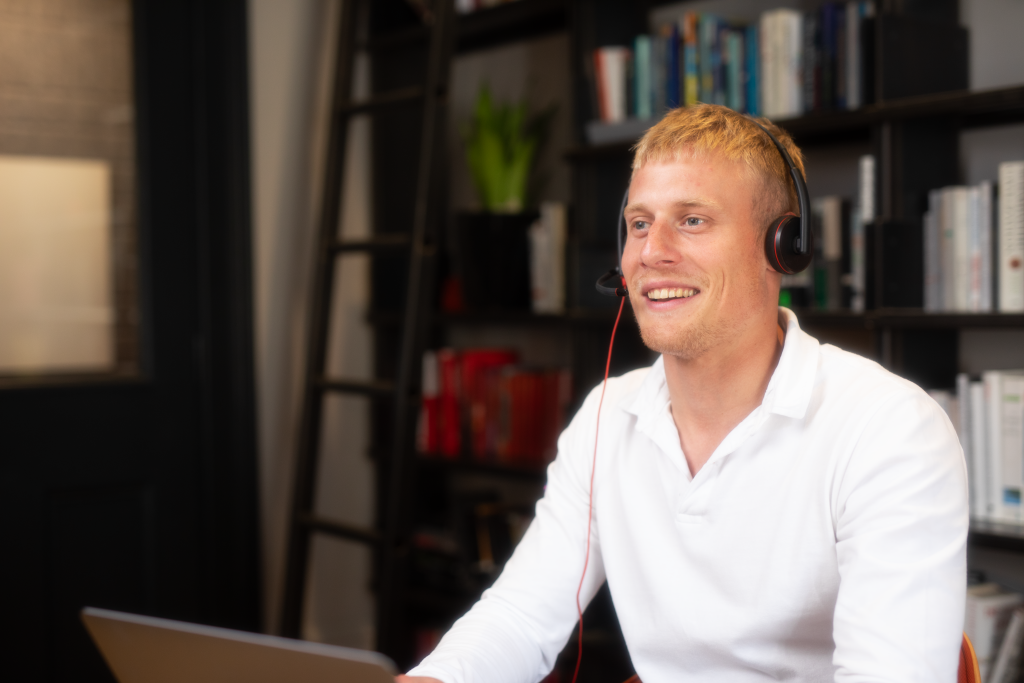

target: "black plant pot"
[456,211,538,311]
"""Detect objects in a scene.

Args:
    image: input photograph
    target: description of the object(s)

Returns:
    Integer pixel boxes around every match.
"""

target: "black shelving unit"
[359,0,1024,676]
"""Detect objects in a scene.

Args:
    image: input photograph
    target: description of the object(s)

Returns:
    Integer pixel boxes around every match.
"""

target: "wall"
[248,0,375,647]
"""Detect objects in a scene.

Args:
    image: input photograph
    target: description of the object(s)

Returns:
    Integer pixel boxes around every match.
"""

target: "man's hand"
[395,676,442,683]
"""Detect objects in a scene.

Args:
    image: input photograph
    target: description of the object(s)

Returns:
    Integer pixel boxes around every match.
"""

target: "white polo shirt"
[409,308,968,683]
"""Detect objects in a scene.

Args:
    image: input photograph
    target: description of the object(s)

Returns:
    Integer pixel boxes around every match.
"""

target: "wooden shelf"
[565,84,1024,160]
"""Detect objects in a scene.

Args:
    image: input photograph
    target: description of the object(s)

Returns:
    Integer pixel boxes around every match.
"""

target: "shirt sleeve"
[406,386,610,683]
[831,387,968,683]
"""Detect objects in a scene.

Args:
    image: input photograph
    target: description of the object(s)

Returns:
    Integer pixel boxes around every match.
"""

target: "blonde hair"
[632,104,805,233]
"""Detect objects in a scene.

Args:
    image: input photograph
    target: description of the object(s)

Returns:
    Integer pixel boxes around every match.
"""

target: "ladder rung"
[298,513,380,545]
[332,234,411,253]
[339,86,423,116]
[315,377,395,396]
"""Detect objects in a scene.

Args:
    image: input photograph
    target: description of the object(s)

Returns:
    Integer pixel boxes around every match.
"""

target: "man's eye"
[684,217,705,227]
[631,220,650,231]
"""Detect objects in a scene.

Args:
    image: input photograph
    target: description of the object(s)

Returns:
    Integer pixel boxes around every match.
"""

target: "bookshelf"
[366,0,1024,674]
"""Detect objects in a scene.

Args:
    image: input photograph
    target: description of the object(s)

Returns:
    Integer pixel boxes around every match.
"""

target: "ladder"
[279,0,454,659]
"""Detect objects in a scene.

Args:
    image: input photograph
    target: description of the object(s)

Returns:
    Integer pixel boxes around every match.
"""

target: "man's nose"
[641,221,678,267]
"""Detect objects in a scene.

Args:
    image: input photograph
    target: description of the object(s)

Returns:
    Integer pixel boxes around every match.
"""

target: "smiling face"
[622,151,780,360]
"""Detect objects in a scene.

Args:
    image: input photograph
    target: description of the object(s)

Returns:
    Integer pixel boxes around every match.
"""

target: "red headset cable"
[570,288,626,683]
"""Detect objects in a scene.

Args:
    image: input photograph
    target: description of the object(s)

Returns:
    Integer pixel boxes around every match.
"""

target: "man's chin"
[636,319,715,360]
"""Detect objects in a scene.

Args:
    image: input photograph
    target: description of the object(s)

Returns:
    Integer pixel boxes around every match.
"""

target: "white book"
[957,373,976,515]
[599,47,631,123]
[850,207,865,312]
[528,201,566,315]
[858,155,875,223]
[980,181,994,311]
[968,185,982,311]
[991,607,1024,683]
[952,186,971,311]
[1001,374,1024,523]
[985,371,1006,521]
[965,583,1024,682]
[940,188,956,311]
[924,190,942,312]
[785,10,803,117]
[972,381,991,520]
[999,161,1024,312]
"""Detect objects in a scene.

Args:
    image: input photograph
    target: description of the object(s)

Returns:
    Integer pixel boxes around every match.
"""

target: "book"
[849,206,866,311]
[682,13,699,106]
[652,29,667,115]
[633,35,653,120]
[726,30,743,112]
[971,380,990,519]
[953,186,971,311]
[1001,373,1024,522]
[665,22,680,109]
[940,188,957,311]
[845,1,861,109]
[438,348,462,459]
[976,181,994,312]
[528,201,567,314]
[991,607,1024,683]
[999,161,1024,312]
[956,373,976,517]
[858,155,875,223]
[699,14,717,105]
[965,583,1024,681]
[417,350,440,454]
[924,191,941,312]
[744,24,759,115]
[594,47,631,122]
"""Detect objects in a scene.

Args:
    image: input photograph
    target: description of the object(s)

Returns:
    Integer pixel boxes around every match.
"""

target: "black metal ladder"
[279,0,454,658]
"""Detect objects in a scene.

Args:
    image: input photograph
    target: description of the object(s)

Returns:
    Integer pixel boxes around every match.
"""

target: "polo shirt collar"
[618,306,820,424]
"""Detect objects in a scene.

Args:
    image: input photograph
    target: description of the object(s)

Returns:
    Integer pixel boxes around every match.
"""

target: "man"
[401,104,967,682]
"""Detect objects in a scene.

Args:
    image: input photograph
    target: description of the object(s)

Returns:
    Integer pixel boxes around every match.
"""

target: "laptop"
[81,606,397,683]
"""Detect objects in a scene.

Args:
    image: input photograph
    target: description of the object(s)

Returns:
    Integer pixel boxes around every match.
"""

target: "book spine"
[745,24,758,115]
[822,196,843,309]
[969,185,983,312]
[1002,375,1024,523]
[666,23,680,109]
[999,161,1024,311]
[684,13,700,106]
[593,49,608,121]
[924,191,940,312]
[850,206,865,311]
[954,186,970,311]
[980,180,994,311]
[439,348,461,459]
[971,380,989,520]
[786,10,803,116]
[941,188,956,311]
[835,4,846,110]
[713,21,726,106]
[653,28,667,115]
[846,1,860,109]
[985,371,1005,520]
[957,373,974,516]
[634,35,652,120]
[699,14,714,104]
[759,12,773,117]
[858,154,875,223]
[802,12,817,113]
[727,31,742,111]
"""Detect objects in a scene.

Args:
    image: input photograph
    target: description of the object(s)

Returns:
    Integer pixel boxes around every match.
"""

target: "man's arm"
[404,386,611,683]
[832,388,968,682]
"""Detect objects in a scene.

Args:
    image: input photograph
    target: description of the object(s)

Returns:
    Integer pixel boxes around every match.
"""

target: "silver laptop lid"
[82,607,397,683]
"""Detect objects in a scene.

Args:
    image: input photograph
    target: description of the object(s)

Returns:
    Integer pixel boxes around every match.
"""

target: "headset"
[572,118,811,683]
[594,118,812,299]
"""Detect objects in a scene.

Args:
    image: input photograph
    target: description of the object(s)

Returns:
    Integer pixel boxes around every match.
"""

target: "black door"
[1,3,260,680]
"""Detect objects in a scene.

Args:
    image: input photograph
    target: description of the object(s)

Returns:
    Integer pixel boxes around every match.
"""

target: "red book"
[437,348,461,459]
[461,349,517,459]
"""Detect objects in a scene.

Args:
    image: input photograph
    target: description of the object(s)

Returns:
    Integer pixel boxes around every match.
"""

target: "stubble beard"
[636,303,726,361]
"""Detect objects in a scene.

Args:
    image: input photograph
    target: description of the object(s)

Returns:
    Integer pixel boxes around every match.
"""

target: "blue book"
[666,22,680,108]
[745,24,758,115]
[699,14,716,103]
[634,35,653,119]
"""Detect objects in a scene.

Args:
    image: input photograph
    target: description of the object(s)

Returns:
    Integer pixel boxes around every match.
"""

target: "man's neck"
[664,308,785,477]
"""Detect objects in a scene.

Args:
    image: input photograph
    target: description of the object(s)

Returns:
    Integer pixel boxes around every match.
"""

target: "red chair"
[621,633,980,683]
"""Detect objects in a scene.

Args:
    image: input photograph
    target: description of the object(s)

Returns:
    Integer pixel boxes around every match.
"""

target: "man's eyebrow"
[624,198,722,214]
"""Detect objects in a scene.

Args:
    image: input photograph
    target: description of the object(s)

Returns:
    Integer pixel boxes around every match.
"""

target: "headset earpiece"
[764,213,813,274]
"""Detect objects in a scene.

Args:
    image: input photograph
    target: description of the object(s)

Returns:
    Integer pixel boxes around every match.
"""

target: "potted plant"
[456,86,553,311]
